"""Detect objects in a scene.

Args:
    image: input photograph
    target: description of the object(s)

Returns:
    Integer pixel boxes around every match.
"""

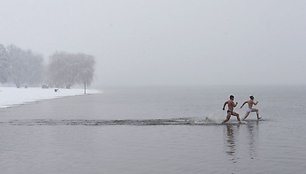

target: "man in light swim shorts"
[222,95,241,124]
[240,96,261,120]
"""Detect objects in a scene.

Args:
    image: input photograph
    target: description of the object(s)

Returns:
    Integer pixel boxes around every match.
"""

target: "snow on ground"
[0,87,101,108]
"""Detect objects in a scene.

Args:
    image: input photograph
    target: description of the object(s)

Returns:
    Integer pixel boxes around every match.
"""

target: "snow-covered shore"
[0,87,101,108]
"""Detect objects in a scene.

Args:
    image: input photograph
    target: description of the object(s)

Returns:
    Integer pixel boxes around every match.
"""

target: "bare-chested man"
[240,96,261,120]
[222,95,241,124]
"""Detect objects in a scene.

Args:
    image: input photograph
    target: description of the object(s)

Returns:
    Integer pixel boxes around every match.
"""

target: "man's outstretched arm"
[234,102,238,107]
[223,102,228,110]
[240,101,247,108]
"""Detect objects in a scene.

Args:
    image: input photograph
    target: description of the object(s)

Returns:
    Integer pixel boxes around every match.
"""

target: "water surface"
[0,86,305,174]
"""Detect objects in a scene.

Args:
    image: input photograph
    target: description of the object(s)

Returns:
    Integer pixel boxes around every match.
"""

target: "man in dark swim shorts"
[222,95,241,124]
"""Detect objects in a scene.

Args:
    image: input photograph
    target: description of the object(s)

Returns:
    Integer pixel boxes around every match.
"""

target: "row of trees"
[0,44,95,92]
[0,44,44,88]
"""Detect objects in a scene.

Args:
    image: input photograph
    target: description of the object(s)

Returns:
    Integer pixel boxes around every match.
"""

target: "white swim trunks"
[247,108,258,113]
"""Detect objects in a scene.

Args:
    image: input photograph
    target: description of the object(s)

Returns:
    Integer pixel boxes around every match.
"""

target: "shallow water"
[0,86,306,174]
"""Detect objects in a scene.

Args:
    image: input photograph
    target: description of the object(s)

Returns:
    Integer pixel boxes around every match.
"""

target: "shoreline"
[0,87,101,109]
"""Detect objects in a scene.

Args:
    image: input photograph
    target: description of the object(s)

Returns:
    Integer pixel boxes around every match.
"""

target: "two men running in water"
[222,95,261,124]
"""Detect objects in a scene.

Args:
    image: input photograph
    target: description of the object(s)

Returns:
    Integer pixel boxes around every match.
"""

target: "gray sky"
[1,0,305,86]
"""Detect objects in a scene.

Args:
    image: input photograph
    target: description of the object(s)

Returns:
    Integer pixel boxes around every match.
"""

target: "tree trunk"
[15,81,20,88]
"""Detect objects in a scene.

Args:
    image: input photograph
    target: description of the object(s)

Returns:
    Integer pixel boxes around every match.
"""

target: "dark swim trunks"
[227,110,237,115]
[227,110,233,114]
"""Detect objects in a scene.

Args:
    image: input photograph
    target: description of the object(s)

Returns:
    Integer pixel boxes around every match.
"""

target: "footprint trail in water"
[0,117,255,126]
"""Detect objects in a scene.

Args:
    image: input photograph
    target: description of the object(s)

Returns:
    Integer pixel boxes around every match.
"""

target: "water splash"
[0,117,253,126]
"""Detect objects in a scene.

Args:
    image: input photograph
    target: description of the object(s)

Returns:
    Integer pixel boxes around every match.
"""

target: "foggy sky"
[1,0,305,87]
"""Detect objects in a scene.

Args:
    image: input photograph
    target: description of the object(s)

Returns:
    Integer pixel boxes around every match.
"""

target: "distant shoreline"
[0,87,101,109]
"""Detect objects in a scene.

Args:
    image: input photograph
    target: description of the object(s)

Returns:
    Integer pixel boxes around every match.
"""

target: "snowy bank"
[0,87,101,108]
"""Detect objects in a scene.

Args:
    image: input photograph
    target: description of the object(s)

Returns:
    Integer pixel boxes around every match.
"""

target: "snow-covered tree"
[48,52,95,92]
[48,52,75,88]
[0,44,9,83]
[74,53,95,94]
[7,45,44,87]
[7,45,25,87]
[23,50,44,85]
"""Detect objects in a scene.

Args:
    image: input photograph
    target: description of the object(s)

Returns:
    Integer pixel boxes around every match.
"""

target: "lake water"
[0,86,305,174]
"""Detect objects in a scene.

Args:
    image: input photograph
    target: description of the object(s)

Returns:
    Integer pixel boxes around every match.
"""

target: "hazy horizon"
[1,0,305,87]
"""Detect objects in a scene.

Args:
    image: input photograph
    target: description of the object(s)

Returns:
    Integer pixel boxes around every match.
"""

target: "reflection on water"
[224,124,240,163]
[246,121,259,159]
[224,121,260,164]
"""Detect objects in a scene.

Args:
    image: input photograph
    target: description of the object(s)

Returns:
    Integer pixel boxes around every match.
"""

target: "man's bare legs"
[243,112,250,120]
[243,108,261,120]
[233,112,241,122]
[222,112,231,124]
[254,108,261,119]
[222,112,241,124]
